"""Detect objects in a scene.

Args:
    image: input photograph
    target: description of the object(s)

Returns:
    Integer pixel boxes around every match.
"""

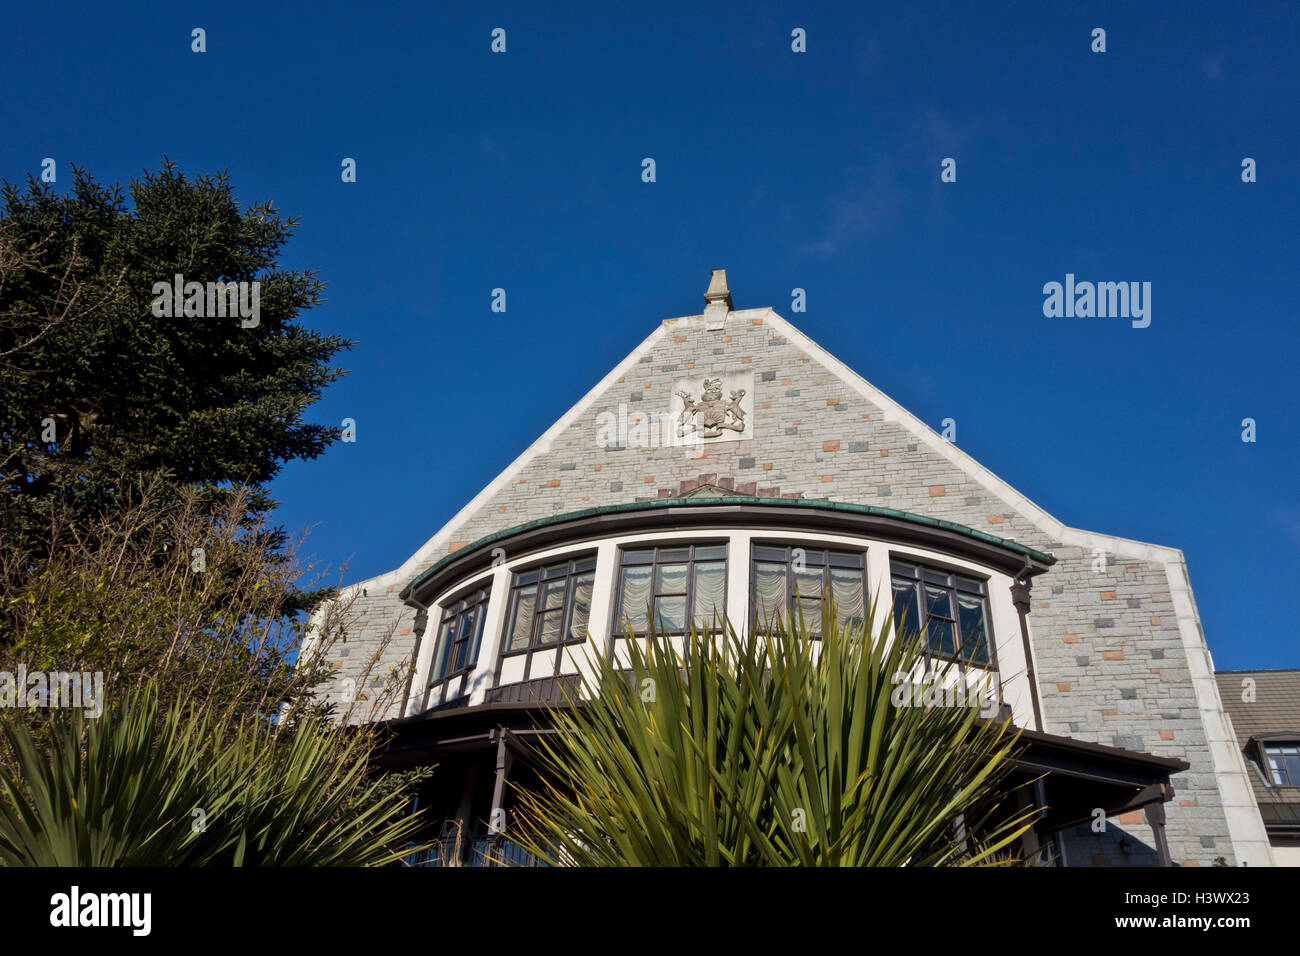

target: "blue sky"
[2,2,1296,669]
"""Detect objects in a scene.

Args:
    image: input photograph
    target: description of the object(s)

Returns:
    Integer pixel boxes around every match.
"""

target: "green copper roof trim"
[399,496,1056,601]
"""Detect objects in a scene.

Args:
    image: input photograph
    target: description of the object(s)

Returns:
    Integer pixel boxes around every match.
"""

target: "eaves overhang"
[399,496,1057,605]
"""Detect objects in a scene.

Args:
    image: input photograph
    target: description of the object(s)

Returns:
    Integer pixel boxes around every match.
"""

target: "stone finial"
[703,269,732,330]
[704,269,732,307]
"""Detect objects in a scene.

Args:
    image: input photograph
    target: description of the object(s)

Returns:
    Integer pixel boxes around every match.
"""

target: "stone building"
[1215,669,1300,865]
[312,271,1273,867]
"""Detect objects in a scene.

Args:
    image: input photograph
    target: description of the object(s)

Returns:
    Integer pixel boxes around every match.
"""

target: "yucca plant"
[511,601,1037,866]
[0,689,428,866]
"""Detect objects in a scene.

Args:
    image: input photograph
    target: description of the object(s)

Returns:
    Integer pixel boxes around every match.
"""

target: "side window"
[751,544,867,636]
[1263,743,1300,786]
[499,555,597,682]
[613,544,727,637]
[890,559,993,668]
[430,586,491,699]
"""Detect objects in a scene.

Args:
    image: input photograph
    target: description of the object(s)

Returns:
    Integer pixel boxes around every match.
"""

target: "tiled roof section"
[1214,669,1300,810]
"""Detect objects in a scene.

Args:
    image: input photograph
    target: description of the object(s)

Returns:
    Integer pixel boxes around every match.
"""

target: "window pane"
[794,568,823,601]
[828,551,864,569]
[928,619,957,658]
[654,595,687,632]
[622,549,654,565]
[754,545,787,562]
[567,572,594,640]
[658,548,689,563]
[469,603,487,663]
[754,561,788,624]
[830,567,865,623]
[436,620,455,677]
[891,580,919,638]
[1268,755,1286,785]
[925,585,953,621]
[537,608,563,645]
[799,597,823,633]
[693,545,727,561]
[1287,755,1300,786]
[618,565,652,632]
[539,578,566,611]
[891,560,918,579]
[656,562,689,595]
[957,593,988,664]
[506,585,537,652]
[693,561,726,628]
[453,612,474,672]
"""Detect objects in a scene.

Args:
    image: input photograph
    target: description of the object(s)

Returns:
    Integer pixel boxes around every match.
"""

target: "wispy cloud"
[801,110,975,258]
[801,158,899,257]
[1271,508,1300,551]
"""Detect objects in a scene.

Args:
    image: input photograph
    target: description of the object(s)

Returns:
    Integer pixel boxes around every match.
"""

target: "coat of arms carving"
[676,377,748,439]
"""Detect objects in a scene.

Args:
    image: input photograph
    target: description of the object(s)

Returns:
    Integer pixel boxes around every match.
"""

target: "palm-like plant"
[0,690,427,866]
[511,602,1037,866]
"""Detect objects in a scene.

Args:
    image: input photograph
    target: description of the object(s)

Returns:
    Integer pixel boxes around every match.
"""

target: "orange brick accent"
[594,464,601,471]
[1057,682,1071,692]
[685,362,694,369]
[987,515,1005,524]
[821,476,833,483]
[1119,811,1143,825]
[741,356,752,364]
[617,376,625,383]
[752,318,763,326]
[498,507,506,513]
[1102,650,1124,661]
[546,480,560,488]
[762,401,771,409]
[1160,730,1174,740]
[1063,634,1076,643]
[1102,709,1118,716]
[565,440,571,446]
[782,379,793,386]
[449,541,468,551]
[1040,602,1050,609]
[674,335,687,342]
[826,398,840,406]
[793,420,801,425]
[1150,616,1161,626]
[722,336,732,343]
[1180,800,1197,807]
[1101,591,1116,601]
[644,476,654,483]
[400,627,411,636]
[763,463,773,471]
[823,441,840,452]
[880,450,889,456]
[1126,563,1140,569]
[929,486,946,497]
[861,413,869,419]
[796,352,806,360]
[1182,861,1200,868]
